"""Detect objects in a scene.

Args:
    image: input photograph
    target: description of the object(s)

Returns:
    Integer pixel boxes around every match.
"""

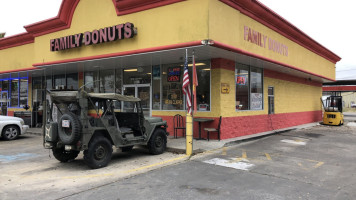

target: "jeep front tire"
[148,128,167,155]
[84,136,113,169]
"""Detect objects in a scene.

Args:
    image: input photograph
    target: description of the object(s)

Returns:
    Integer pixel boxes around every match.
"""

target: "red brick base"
[154,110,322,140]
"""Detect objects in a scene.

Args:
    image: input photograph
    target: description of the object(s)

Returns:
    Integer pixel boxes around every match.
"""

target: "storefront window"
[84,71,99,92]
[46,76,52,90]
[66,73,78,90]
[162,64,184,110]
[20,79,28,107]
[152,65,161,110]
[123,67,151,85]
[159,60,211,111]
[250,67,263,110]
[2,80,8,91]
[235,63,263,110]
[54,74,65,89]
[115,69,122,94]
[191,62,211,111]
[100,69,114,93]
[11,79,19,107]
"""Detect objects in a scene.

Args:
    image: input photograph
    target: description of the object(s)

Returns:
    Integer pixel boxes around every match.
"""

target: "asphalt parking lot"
[1,122,356,200]
[0,134,188,200]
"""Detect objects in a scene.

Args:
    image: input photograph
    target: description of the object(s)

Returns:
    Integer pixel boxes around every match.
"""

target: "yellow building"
[0,0,340,139]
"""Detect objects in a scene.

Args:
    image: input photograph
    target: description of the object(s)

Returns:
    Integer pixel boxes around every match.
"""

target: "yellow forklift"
[322,96,344,126]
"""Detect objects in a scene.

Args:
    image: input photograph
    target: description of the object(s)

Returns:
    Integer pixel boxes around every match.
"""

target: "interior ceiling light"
[124,68,138,72]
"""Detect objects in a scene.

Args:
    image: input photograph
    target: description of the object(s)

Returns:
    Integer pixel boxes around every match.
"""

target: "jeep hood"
[145,117,163,123]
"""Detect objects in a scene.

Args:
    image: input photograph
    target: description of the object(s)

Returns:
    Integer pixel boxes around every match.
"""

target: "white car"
[0,115,29,140]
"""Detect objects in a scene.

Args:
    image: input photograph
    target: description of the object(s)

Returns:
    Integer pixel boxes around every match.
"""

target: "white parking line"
[281,139,306,145]
[204,158,255,171]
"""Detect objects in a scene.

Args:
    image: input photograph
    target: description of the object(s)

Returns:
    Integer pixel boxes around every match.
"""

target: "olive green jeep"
[43,90,168,169]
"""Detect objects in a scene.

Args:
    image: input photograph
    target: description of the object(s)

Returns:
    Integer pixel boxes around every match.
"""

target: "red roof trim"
[0,33,34,50]
[219,0,341,64]
[212,41,335,82]
[33,40,203,67]
[323,86,356,92]
[0,0,79,50]
[113,0,185,16]
[24,0,79,37]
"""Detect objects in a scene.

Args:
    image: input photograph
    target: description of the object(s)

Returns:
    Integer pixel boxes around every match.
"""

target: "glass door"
[123,84,151,116]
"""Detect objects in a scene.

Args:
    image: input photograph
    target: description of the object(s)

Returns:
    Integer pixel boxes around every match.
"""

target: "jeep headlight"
[20,119,24,125]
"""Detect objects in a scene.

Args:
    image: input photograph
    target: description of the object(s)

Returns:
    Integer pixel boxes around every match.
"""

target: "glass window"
[66,73,78,90]
[236,63,263,110]
[193,62,210,111]
[46,76,52,90]
[236,64,249,110]
[11,79,19,107]
[162,64,184,110]
[123,67,151,85]
[84,71,99,92]
[250,67,263,110]
[54,74,65,89]
[115,69,122,94]
[156,60,211,111]
[2,80,9,91]
[20,79,28,107]
[152,65,161,110]
[100,69,114,93]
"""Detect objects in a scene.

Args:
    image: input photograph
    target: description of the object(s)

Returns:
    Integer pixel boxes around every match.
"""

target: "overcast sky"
[0,0,355,80]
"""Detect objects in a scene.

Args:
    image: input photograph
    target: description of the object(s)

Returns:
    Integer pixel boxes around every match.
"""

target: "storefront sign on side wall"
[243,25,288,57]
[50,22,136,52]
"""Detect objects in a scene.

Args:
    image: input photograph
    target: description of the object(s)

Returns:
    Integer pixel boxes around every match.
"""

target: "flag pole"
[185,49,193,156]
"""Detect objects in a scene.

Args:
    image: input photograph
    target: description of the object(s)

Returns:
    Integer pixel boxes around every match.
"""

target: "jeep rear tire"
[52,148,80,162]
[84,136,113,169]
[148,128,167,155]
[58,112,81,145]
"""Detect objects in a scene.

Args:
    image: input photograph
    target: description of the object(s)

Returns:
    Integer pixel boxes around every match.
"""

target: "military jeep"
[43,90,168,169]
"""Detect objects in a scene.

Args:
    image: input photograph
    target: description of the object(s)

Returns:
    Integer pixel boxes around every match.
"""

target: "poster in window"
[251,93,263,110]
[167,67,181,82]
[236,75,247,85]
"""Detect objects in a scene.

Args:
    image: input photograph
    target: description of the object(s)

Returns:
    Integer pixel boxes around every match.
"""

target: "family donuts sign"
[50,22,135,52]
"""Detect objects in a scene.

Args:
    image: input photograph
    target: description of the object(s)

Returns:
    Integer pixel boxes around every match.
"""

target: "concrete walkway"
[27,122,319,154]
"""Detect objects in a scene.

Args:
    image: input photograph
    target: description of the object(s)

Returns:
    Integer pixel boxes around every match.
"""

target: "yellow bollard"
[186,114,193,155]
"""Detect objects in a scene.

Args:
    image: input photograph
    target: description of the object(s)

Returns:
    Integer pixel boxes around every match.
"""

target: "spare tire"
[58,112,81,145]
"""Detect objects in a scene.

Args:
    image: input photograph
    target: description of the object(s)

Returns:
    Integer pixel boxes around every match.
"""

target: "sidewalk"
[27,122,319,154]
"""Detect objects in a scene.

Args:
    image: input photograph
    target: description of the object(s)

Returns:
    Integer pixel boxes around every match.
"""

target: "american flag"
[182,55,192,115]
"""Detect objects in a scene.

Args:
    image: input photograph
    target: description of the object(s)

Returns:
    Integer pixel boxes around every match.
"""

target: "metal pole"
[186,113,193,155]
[185,49,193,155]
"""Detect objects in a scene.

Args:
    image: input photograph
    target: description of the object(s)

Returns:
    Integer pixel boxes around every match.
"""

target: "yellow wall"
[265,77,322,114]
[0,43,34,70]
[212,68,321,118]
[208,0,335,80]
